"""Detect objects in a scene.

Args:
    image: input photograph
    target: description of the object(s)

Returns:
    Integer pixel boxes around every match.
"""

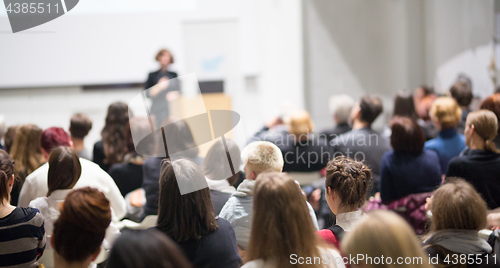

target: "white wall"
[303,0,494,132]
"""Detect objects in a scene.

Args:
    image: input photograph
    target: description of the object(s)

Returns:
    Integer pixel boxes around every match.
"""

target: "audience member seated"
[320,94,354,142]
[424,97,466,174]
[414,86,438,140]
[69,113,93,160]
[142,118,203,217]
[242,172,344,268]
[29,147,81,246]
[330,95,391,193]
[3,125,19,153]
[0,149,46,268]
[342,210,434,268]
[202,139,241,215]
[107,229,192,268]
[278,110,330,173]
[318,156,370,248]
[382,91,419,138]
[449,76,473,134]
[109,117,151,197]
[423,179,496,267]
[9,124,45,205]
[155,159,241,267]
[220,141,319,253]
[379,116,442,204]
[479,93,500,149]
[18,127,126,220]
[0,117,5,151]
[52,187,111,268]
[446,110,500,209]
[93,102,130,173]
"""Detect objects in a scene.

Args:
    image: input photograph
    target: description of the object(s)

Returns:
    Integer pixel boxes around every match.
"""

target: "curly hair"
[325,156,372,209]
[101,102,130,165]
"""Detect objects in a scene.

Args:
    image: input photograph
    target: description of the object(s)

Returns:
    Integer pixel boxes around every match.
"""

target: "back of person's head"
[47,147,82,197]
[358,95,383,124]
[101,101,129,164]
[343,210,433,268]
[69,113,92,139]
[449,79,473,107]
[157,159,217,242]
[417,95,437,121]
[479,93,500,135]
[203,139,241,181]
[325,156,371,210]
[429,97,462,129]
[53,187,111,263]
[465,110,498,152]
[329,94,355,124]
[160,117,198,158]
[430,179,487,231]
[127,116,156,156]
[247,172,322,265]
[4,125,19,153]
[287,110,314,137]
[40,127,71,153]
[241,141,283,175]
[390,116,425,154]
[107,230,191,268]
[10,124,44,178]
[393,91,418,120]
[0,149,16,204]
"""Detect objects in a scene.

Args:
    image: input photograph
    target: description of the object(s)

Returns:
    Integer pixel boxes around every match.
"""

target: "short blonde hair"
[288,110,314,137]
[429,97,462,129]
[343,210,434,268]
[242,141,283,174]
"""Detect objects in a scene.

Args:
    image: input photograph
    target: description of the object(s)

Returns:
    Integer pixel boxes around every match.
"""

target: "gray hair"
[329,94,355,123]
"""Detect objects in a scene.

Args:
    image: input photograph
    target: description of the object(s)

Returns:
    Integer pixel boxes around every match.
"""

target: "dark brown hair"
[325,156,371,209]
[0,149,16,204]
[70,113,93,139]
[10,124,45,180]
[107,230,192,268]
[202,139,241,183]
[359,95,383,124]
[47,147,82,197]
[393,91,418,120]
[156,159,217,242]
[480,93,500,135]
[390,116,425,154]
[155,49,175,64]
[450,78,473,107]
[53,187,111,263]
[101,102,129,164]
[430,179,487,231]
[4,125,19,153]
[246,172,325,267]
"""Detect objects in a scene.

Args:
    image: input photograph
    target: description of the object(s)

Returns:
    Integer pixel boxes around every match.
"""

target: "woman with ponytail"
[52,187,111,268]
[446,110,500,209]
[0,149,46,267]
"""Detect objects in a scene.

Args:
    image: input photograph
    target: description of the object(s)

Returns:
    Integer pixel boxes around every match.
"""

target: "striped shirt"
[0,207,46,268]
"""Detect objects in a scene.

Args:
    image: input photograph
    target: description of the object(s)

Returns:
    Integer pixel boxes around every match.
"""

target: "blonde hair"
[343,210,433,268]
[465,110,499,153]
[10,124,45,179]
[429,179,487,232]
[155,48,174,63]
[429,97,462,129]
[246,172,328,267]
[288,110,314,137]
[242,141,283,174]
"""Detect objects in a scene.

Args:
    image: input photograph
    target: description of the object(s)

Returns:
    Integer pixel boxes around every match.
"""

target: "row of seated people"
[1,142,500,267]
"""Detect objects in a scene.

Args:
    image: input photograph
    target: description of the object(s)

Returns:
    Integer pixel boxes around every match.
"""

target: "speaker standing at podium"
[145,48,180,128]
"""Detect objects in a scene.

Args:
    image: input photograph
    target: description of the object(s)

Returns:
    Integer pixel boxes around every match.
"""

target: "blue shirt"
[379,150,442,203]
[424,128,465,174]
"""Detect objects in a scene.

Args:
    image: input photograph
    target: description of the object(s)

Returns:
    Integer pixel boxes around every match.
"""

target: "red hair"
[40,127,71,153]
